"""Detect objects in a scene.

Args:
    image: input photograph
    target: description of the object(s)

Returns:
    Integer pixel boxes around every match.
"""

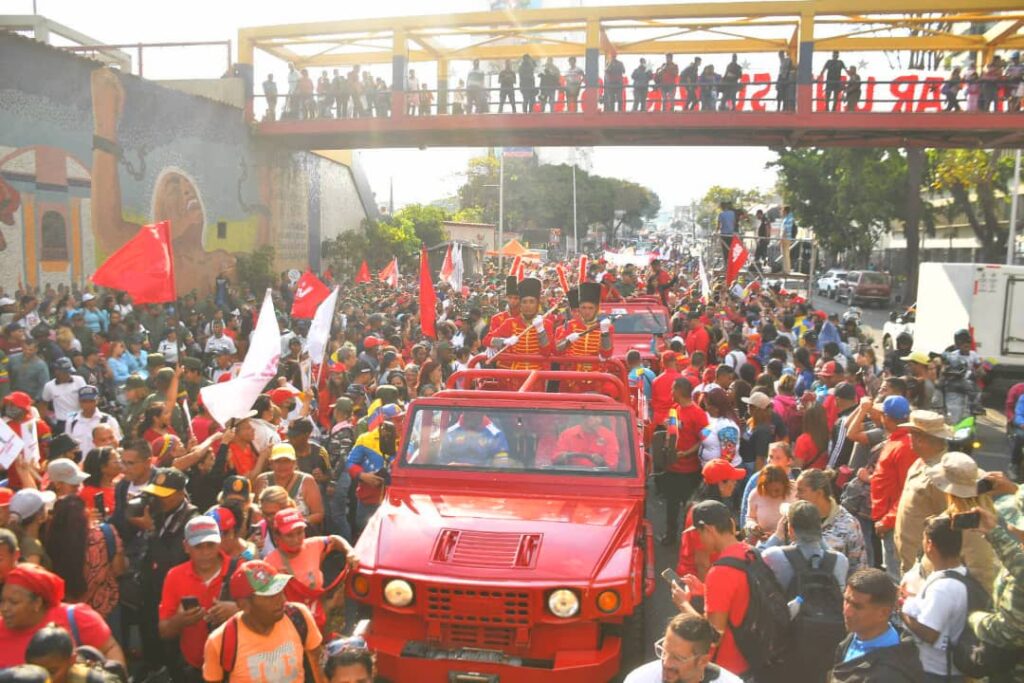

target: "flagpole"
[571,148,578,256]
[498,152,505,273]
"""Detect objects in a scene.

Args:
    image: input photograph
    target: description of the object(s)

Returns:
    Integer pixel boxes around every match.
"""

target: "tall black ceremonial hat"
[517,277,541,300]
[566,287,579,310]
[505,276,519,296]
[578,282,601,306]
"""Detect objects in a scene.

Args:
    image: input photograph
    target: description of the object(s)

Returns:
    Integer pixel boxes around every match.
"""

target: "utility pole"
[1009,148,1021,266]
[498,151,505,272]
[571,148,578,255]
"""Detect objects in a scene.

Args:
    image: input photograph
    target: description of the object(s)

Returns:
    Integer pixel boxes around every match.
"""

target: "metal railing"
[250,76,1024,121]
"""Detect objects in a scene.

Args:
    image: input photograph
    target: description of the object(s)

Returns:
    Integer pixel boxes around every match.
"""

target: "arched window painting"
[40,210,68,261]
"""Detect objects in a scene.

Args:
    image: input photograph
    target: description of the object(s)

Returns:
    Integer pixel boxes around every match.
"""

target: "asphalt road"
[641,291,1015,669]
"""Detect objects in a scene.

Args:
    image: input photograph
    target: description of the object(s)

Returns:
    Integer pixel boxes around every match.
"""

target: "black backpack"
[921,569,1021,677]
[712,547,791,673]
[782,548,846,677]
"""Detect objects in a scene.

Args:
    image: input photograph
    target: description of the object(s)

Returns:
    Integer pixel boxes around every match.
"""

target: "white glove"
[504,335,520,348]
[567,332,582,343]
[599,318,611,334]
[532,316,544,332]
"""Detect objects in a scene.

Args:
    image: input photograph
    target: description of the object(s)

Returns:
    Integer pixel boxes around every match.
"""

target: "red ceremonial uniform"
[555,318,613,371]
[484,315,555,370]
[487,309,514,335]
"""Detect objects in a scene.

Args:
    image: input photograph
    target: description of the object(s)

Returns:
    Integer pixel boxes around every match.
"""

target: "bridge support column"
[438,58,449,115]
[391,30,407,119]
[239,32,255,121]
[796,11,815,114]
[583,19,600,114]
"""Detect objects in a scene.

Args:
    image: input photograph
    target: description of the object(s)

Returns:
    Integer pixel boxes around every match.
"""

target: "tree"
[927,148,1015,263]
[235,245,276,294]
[695,186,769,233]
[770,148,907,264]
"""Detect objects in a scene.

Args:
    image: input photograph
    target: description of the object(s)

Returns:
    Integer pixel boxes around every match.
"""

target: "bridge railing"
[251,78,1024,122]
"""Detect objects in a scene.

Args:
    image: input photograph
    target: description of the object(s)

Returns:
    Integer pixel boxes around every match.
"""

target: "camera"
[126,492,156,518]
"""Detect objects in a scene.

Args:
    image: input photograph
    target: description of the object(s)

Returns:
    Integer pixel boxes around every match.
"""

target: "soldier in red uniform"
[487,276,520,335]
[483,277,554,370]
[555,282,613,373]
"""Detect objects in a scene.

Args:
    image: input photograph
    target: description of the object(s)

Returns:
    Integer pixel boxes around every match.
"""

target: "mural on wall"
[0,32,369,297]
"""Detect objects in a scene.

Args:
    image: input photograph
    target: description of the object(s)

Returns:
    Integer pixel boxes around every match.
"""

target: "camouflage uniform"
[967,521,1024,682]
[822,500,868,574]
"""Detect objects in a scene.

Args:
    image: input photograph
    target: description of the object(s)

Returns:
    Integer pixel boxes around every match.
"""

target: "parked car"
[836,270,892,307]
[816,269,847,298]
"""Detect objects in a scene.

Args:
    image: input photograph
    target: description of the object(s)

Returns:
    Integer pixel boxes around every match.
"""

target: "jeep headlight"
[384,579,414,607]
[548,589,580,618]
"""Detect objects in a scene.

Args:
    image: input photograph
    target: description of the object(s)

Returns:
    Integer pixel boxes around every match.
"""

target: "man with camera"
[135,467,199,676]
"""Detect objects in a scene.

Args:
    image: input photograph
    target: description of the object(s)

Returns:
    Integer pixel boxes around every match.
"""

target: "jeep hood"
[365,492,639,582]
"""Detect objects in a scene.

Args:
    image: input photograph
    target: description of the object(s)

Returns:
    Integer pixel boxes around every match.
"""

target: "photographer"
[136,467,198,675]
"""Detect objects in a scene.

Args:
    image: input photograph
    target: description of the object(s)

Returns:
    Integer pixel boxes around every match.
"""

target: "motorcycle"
[947,415,980,456]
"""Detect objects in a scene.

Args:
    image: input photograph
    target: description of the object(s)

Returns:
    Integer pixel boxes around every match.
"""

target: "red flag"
[556,264,570,294]
[354,260,371,284]
[440,244,454,282]
[379,257,399,288]
[725,235,750,287]
[508,255,521,278]
[516,262,525,281]
[577,255,589,284]
[290,270,330,319]
[419,246,436,339]
[90,221,176,303]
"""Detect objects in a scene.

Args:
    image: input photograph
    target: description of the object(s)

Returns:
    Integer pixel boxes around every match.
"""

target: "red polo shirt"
[685,326,710,356]
[159,553,235,669]
[651,368,681,425]
[667,402,709,474]
[553,425,620,469]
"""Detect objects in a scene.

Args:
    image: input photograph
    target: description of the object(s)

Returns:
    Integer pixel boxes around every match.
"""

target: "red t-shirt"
[0,602,111,667]
[676,507,722,577]
[651,369,681,425]
[685,327,710,356]
[228,442,258,476]
[705,542,752,676]
[191,415,218,444]
[79,483,118,515]
[794,433,827,469]
[159,554,234,669]
[668,403,709,474]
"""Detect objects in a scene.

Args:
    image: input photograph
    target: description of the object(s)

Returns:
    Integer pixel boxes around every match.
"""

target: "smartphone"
[951,511,981,530]
[660,568,682,588]
[93,492,107,519]
[976,479,995,496]
[779,502,791,519]
[181,596,200,610]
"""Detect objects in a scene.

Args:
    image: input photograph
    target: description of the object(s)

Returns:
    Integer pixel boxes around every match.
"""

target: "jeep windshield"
[608,308,668,334]
[402,406,636,476]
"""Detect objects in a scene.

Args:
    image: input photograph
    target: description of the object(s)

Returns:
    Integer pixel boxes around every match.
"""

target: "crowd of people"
[0,244,1021,683]
[258,49,1024,120]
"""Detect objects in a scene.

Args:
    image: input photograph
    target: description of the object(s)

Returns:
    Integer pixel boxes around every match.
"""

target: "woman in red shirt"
[79,447,122,516]
[794,403,830,469]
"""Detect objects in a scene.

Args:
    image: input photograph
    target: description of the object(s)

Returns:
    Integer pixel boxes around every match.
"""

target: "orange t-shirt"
[266,537,330,621]
[203,603,321,683]
[229,442,258,476]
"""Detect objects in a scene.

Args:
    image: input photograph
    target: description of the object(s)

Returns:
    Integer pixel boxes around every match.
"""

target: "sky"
[13,0,926,216]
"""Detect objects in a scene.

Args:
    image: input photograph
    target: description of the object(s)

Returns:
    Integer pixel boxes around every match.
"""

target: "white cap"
[10,489,56,519]
[47,458,89,485]
[81,293,96,302]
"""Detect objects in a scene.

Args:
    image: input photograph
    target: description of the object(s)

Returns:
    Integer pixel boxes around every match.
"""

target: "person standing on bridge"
[519,54,538,113]
[498,60,517,113]
[406,69,419,116]
[540,58,561,113]
[820,50,847,112]
[777,51,795,111]
[565,56,584,112]
[720,54,742,111]
[657,53,680,112]
[286,63,299,118]
[845,66,862,112]
[262,74,278,122]
[631,58,652,112]
[604,54,626,112]
[467,59,487,114]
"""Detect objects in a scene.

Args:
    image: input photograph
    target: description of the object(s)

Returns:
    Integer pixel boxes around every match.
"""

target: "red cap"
[3,391,32,411]
[0,487,13,506]
[363,336,382,349]
[269,387,301,407]
[814,310,828,320]
[817,361,840,377]
[274,508,307,535]
[229,560,291,600]
[702,459,747,485]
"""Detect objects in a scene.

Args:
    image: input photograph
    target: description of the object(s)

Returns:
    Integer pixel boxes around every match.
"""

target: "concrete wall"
[0,32,367,297]
[157,78,246,109]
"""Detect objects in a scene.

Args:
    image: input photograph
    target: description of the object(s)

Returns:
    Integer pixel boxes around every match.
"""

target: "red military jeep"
[605,296,670,371]
[349,363,655,682]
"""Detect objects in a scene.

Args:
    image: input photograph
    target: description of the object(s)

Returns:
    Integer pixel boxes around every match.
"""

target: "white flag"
[698,256,711,304]
[200,289,281,426]
[446,243,464,292]
[306,286,339,367]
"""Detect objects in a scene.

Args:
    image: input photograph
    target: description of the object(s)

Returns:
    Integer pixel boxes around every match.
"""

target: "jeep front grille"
[446,624,516,649]
[426,586,531,626]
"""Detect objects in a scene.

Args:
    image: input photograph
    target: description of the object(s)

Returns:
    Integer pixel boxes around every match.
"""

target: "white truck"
[912,262,1024,381]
